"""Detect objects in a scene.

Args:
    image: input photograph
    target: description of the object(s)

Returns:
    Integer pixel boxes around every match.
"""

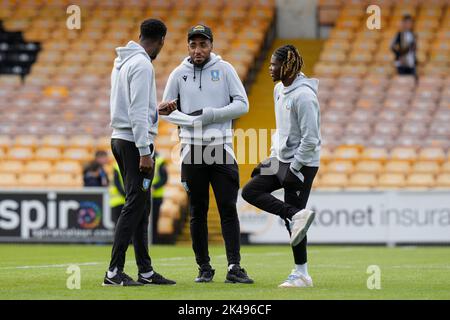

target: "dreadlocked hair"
[273,45,304,79]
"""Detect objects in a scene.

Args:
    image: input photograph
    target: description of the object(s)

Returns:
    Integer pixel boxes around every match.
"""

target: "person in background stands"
[391,14,417,79]
[83,150,109,187]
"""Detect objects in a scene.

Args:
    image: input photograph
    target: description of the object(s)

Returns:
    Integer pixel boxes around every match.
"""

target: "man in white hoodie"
[160,25,253,284]
[104,19,176,286]
[242,45,321,288]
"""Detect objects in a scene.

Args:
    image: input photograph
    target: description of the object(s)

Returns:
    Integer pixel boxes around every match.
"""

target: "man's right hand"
[251,158,273,177]
[139,155,154,174]
[158,100,177,115]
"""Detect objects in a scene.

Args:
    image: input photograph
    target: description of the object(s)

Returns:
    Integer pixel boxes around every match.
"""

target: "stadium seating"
[0,0,276,238]
[312,0,450,190]
[1,0,448,241]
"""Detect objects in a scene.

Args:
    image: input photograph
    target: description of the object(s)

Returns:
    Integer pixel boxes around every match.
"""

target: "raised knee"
[241,184,254,203]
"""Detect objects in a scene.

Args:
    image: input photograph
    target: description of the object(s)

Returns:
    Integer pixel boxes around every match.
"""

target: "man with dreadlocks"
[242,45,321,288]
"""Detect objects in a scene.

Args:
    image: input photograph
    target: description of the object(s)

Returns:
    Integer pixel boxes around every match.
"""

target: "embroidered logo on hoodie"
[211,70,220,81]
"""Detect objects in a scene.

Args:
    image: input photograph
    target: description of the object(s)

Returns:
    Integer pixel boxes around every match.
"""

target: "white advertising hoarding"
[237,190,450,244]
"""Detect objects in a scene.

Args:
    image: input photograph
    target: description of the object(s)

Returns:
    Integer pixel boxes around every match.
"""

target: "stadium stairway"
[176,39,324,245]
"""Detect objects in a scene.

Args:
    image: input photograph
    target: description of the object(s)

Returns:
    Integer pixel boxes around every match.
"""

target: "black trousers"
[181,144,241,267]
[397,66,416,76]
[242,158,318,265]
[109,138,154,274]
[151,198,162,244]
[111,205,123,226]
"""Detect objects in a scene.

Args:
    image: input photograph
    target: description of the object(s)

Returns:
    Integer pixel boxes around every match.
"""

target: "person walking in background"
[391,14,417,78]
[151,151,168,244]
[83,150,109,187]
[242,45,321,288]
[104,18,176,287]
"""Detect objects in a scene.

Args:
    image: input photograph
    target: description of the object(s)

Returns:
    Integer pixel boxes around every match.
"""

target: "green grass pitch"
[0,244,449,300]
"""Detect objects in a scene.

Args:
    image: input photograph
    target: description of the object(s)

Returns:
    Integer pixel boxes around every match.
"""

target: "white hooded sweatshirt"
[271,73,321,171]
[161,53,249,145]
[110,41,158,156]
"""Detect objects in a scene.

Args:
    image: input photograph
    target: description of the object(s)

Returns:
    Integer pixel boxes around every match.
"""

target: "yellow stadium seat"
[418,147,446,162]
[412,161,441,174]
[374,51,392,63]
[406,173,435,189]
[0,75,21,87]
[320,51,347,63]
[348,51,373,63]
[348,173,377,190]
[164,185,188,207]
[0,135,12,149]
[378,173,406,189]
[6,147,34,160]
[69,135,96,150]
[46,173,79,187]
[53,161,82,175]
[354,160,383,174]
[95,137,111,151]
[390,147,417,162]
[319,147,333,164]
[41,135,68,149]
[361,148,389,161]
[333,146,361,161]
[441,161,450,174]
[63,148,93,162]
[0,160,24,174]
[14,135,39,149]
[160,200,181,220]
[24,160,53,174]
[384,160,411,174]
[167,163,181,175]
[158,216,175,235]
[326,160,355,174]
[435,174,450,189]
[0,173,17,187]
[43,86,69,98]
[313,62,340,77]
[317,173,348,190]
[34,147,62,161]
[168,173,181,186]
[17,173,46,187]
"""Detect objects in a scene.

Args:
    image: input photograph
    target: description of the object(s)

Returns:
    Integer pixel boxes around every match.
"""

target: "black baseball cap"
[188,24,213,42]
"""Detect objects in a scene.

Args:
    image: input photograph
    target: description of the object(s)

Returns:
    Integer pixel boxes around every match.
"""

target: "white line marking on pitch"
[0,252,286,270]
[0,262,101,270]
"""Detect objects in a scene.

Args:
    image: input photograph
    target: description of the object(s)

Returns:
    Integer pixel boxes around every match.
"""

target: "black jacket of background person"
[83,161,109,187]
[391,31,417,67]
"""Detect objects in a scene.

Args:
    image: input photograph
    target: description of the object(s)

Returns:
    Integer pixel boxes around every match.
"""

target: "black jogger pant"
[111,205,123,226]
[109,138,154,274]
[241,158,318,265]
[181,144,241,267]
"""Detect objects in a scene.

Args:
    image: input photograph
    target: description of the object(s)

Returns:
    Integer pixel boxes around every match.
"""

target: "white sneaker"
[278,270,313,288]
[290,209,315,247]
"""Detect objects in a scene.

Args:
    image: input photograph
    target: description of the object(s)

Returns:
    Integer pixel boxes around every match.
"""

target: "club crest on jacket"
[211,70,220,81]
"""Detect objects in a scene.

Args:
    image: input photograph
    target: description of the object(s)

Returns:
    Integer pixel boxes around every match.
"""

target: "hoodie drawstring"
[193,65,203,91]
[199,65,203,91]
[191,57,210,91]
